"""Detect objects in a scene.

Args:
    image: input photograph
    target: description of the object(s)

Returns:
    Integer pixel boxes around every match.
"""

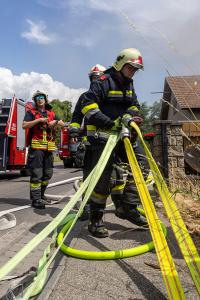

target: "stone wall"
[151,120,194,190]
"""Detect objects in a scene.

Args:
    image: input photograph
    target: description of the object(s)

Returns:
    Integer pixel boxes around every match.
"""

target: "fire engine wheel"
[63,158,73,168]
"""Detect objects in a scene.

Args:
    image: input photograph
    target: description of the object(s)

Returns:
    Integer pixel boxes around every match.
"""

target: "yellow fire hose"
[57,209,167,260]
[124,136,185,300]
[57,126,200,299]
[130,121,200,295]
[1,126,199,299]
[57,129,193,299]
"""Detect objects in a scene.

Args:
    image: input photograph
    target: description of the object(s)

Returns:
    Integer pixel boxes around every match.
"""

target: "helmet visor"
[129,55,143,69]
[35,95,45,101]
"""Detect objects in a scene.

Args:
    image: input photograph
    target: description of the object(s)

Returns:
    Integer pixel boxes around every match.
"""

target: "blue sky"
[0,0,200,107]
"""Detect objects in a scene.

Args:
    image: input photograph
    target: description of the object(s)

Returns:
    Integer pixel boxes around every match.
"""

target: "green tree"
[140,100,161,133]
[49,99,72,146]
[149,100,161,122]
[50,99,72,122]
[140,102,151,133]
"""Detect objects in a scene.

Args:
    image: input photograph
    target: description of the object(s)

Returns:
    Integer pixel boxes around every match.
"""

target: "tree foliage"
[50,99,72,122]
[49,99,72,146]
[149,101,162,121]
[140,100,161,133]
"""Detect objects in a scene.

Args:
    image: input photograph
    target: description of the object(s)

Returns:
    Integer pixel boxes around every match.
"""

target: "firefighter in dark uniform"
[69,64,106,218]
[69,64,106,142]
[81,48,149,238]
[22,90,65,209]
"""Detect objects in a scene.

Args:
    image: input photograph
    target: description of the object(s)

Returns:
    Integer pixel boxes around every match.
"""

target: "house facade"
[160,75,200,121]
[151,75,200,192]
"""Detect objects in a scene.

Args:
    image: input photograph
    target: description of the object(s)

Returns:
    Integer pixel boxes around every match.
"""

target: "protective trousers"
[83,140,149,210]
[112,141,149,207]
[28,149,53,204]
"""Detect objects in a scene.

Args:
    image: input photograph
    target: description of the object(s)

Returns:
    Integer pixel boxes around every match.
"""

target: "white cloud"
[36,0,200,56]
[65,0,200,17]
[21,19,55,44]
[65,0,200,57]
[0,68,85,107]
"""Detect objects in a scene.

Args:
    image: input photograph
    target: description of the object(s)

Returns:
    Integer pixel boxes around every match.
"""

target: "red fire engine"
[0,96,29,175]
[59,125,82,168]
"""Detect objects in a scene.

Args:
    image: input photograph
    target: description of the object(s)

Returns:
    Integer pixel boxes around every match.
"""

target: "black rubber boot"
[41,185,52,204]
[41,195,52,205]
[79,204,90,221]
[111,194,123,211]
[30,183,45,209]
[112,194,128,220]
[111,194,123,210]
[88,203,108,238]
[116,203,148,227]
[32,200,45,209]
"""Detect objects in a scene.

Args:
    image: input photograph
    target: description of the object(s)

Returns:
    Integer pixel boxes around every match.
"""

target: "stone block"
[166,125,172,134]
[176,135,183,146]
[168,136,177,146]
[177,157,185,168]
[168,178,179,190]
[168,145,184,157]
[168,167,185,179]
[168,157,178,168]
[170,126,182,135]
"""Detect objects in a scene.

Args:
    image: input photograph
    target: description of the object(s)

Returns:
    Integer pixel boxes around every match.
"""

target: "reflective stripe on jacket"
[30,108,56,151]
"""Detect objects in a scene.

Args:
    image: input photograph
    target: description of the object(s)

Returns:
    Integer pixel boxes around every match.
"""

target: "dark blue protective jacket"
[81,68,140,131]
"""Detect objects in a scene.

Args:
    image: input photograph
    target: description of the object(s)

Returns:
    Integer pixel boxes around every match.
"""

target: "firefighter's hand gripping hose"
[130,121,200,296]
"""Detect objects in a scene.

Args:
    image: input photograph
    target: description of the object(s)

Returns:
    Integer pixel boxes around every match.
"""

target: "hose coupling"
[120,125,130,140]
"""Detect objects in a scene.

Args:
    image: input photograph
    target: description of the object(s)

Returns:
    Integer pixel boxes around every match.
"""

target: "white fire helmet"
[32,90,48,103]
[89,64,106,79]
[113,48,144,71]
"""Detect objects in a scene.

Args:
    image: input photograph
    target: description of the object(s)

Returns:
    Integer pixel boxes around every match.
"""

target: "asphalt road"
[0,162,81,299]
[0,163,80,238]
[0,163,198,300]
